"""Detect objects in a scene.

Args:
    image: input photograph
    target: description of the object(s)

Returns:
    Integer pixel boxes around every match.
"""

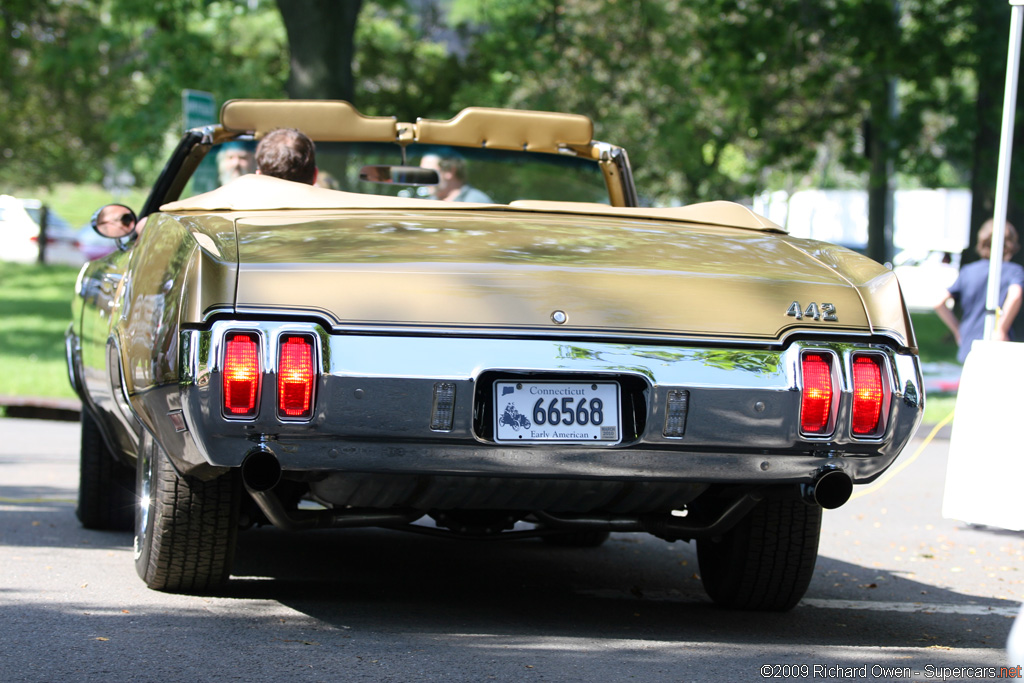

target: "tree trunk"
[967,3,1002,267]
[275,0,363,102]
[867,85,895,266]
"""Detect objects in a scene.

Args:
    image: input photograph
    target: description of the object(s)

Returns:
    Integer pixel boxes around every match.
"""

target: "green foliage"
[444,0,872,203]
[441,0,1010,208]
[3,0,1022,219]
[1,0,287,191]
[354,2,470,119]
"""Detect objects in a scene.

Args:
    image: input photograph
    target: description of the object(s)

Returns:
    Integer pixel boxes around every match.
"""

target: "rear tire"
[76,410,135,531]
[134,431,240,592]
[697,497,821,611]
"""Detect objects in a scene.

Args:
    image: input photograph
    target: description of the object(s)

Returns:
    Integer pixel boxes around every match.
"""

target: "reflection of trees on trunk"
[624,347,780,377]
[556,344,780,379]
[690,349,781,376]
[231,216,833,288]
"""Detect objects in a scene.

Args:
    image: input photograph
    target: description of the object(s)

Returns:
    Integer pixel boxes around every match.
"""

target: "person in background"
[216,141,254,186]
[315,170,340,190]
[420,152,493,203]
[255,128,317,185]
[933,219,1024,363]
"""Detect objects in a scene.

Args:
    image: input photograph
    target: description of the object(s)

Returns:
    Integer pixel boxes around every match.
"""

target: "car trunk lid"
[230,210,880,341]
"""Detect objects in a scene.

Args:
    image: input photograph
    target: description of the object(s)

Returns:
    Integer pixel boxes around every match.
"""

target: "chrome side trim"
[64,324,84,399]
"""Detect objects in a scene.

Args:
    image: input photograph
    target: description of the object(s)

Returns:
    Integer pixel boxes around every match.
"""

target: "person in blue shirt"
[934,219,1024,363]
[420,153,494,203]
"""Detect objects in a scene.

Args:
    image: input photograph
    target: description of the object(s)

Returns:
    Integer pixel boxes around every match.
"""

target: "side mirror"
[91,204,137,239]
[359,165,439,186]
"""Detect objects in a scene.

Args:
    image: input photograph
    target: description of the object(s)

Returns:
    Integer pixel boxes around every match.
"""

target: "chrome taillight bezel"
[799,348,840,438]
[276,333,319,422]
[849,351,893,440]
[221,330,263,420]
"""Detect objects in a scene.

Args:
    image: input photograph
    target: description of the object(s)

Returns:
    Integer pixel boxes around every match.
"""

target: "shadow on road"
[216,524,1014,651]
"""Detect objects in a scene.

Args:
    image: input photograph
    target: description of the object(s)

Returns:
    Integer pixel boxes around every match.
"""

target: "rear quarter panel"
[113,213,237,435]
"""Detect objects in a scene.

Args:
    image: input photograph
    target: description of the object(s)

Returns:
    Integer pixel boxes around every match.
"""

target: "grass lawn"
[0,261,80,399]
[909,311,960,424]
[1,185,148,404]
[909,311,959,365]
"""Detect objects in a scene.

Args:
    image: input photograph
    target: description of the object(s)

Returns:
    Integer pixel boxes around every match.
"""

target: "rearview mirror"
[91,204,137,239]
[359,165,439,186]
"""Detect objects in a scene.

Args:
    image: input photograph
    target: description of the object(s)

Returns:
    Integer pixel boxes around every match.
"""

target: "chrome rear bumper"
[173,321,923,484]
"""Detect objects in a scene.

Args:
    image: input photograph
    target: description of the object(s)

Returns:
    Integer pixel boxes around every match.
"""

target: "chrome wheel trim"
[133,440,153,561]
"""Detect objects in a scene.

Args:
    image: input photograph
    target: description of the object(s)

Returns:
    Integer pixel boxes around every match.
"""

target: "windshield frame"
[143,102,638,217]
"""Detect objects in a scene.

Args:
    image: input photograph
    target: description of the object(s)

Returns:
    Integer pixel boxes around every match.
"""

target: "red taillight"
[852,355,885,435]
[278,336,315,419]
[223,333,260,416]
[801,353,834,435]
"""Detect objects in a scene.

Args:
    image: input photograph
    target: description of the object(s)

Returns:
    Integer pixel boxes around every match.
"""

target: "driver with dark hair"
[255,128,318,185]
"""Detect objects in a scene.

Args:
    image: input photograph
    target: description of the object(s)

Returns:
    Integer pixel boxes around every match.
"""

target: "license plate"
[493,381,620,444]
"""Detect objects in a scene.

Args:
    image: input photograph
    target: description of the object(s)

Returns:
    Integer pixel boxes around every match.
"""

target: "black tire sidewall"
[77,409,134,531]
[697,497,822,611]
[132,430,241,592]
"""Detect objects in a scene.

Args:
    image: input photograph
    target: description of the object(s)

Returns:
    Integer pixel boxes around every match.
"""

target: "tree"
[1,0,467,188]
[352,1,474,120]
[276,0,362,100]
[962,1,1024,263]
[445,0,1024,271]
[0,0,288,189]
[446,0,867,205]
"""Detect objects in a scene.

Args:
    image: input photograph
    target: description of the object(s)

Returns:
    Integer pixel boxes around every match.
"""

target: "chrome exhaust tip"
[241,447,282,492]
[802,468,853,509]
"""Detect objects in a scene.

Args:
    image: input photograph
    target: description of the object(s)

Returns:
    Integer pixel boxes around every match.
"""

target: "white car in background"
[0,194,43,263]
[0,195,113,265]
[892,248,961,312]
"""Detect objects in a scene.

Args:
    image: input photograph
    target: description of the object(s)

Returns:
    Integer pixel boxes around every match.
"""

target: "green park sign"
[182,89,216,131]
[182,89,218,193]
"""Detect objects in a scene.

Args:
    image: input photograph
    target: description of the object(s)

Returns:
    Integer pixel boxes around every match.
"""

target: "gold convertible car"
[67,99,923,610]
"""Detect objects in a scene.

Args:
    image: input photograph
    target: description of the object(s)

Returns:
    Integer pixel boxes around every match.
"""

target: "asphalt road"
[0,417,1020,682]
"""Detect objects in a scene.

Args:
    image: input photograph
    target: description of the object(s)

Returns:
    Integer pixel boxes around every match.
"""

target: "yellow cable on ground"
[850,408,956,500]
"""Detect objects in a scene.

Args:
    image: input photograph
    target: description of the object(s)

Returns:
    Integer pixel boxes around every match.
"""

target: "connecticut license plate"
[493,381,620,444]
